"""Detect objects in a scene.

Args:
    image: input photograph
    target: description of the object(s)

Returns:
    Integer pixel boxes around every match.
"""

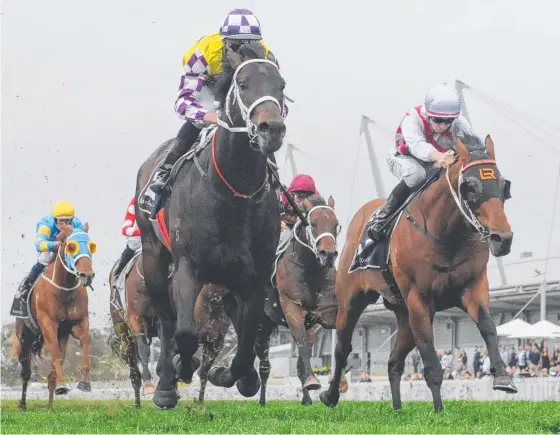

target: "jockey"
[279,174,318,246]
[142,8,286,217]
[113,197,142,284]
[11,201,84,316]
[367,83,485,241]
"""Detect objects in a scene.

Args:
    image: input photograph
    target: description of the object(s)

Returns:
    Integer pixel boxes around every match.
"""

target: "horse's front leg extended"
[37,313,67,397]
[172,256,202,385]
[72,317,92,392]
[208,286,264,397]
[460,274,517,393]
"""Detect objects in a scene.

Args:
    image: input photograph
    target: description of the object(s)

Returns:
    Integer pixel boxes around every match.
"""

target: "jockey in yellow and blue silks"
[11,201,84,317]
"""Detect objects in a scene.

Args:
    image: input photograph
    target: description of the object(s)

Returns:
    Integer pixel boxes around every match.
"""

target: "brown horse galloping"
[320,136,515,412]
[256,194,347,406]
[8,223,96,410]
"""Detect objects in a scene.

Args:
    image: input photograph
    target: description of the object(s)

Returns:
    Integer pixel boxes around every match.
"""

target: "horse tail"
[7,331,21,359]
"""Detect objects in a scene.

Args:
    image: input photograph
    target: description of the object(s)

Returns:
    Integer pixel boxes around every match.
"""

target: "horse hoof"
[208,366,234,388]
[235,368,261,397]
[303,375,321,391]
[301,398,313,406]
[172,354,201,384]
[152,389,179,410]
[142,381,156,395]
[319,391,338,408]
[77,381,91,392]
[55,385,70,395]
[493,376,518,393]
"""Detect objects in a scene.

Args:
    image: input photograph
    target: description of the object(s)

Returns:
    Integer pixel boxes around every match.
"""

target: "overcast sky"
[2,0,560,329]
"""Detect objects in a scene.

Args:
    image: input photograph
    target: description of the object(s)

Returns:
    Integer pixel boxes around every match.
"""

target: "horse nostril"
[257,121,270,135]
[490,234,503,244]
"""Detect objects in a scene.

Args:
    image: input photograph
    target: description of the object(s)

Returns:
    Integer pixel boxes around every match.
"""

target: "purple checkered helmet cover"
[424,84,461,118]
[219,8,262,40]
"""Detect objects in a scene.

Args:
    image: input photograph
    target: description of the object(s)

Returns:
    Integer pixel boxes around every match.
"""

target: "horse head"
[296,194,340,268]
[214,42,286,155]
[58,222,97,287]
[453,135,513,256]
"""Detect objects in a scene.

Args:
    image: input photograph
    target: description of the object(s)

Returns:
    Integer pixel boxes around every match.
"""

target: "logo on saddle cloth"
[479,167,497,180]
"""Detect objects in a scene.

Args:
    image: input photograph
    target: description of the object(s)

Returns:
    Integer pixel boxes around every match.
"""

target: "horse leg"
[38,315,67,397]
[17,327,35,411]
[256,318,273,406]
[320,290,376,408]
[171,256,202,385]
[142,242,178,409]
[208,290,263,396]
[127,340,143,408]
[388,308,416,411]
[197,334,225,403]
[460,274,516,393]
[407,289,443,412]
[284,302,319,393]
[71,318,92,392]
[129,314,155,395]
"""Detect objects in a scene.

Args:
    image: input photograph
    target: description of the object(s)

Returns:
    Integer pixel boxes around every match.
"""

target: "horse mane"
[306,193,327,208]
[212,42,272,110]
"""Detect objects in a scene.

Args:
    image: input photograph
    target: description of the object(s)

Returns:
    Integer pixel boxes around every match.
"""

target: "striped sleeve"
[35,218,54,252]
[174,47,210,123]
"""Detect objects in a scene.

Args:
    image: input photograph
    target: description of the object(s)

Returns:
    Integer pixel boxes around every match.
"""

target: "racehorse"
[134,42,287,409]
[8,223,96,410]
[108,251,157,407]
[256,194,346,406]
[320,136,515,412]
[108,252,233,406]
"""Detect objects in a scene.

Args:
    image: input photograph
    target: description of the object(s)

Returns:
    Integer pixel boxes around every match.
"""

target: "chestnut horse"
[8,223,96,410]
[320,136,515,412]
[109,249,234,406]
[256,194,345,406]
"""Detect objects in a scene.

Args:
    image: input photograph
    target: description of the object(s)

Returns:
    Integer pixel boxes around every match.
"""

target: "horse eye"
[238,82,248,90]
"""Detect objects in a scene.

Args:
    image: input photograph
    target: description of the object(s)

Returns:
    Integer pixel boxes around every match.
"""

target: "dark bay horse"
[109,251,158,406]
[135,42,286,409]
[320,136,515,412]
[108,252,233,406]
[256,194,345,406]
[8,223,96,410]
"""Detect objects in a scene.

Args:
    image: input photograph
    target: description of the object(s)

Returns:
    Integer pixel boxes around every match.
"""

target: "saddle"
[348,167,443,305]
[137,126,218,217]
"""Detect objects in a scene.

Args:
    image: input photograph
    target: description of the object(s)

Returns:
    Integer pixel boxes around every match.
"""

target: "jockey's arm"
[451,116,486,152]
[400,115,437,162]
[34,217,56,252]
[174,44,212,124]
[122,201,141,237]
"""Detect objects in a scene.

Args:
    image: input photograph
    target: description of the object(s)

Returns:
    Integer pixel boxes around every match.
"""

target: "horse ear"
[485,135,496,160]
[83,222,89,233]
[225,46,242,70]
[328,195,335,209]
[455,139,470,164]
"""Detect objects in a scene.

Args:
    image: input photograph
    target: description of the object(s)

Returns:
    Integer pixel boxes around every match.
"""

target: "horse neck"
[413,165,475,247]
[209,128,267,198]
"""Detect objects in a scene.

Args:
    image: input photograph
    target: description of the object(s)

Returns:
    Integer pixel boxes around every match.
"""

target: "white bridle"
[293,205,339,256]
[217,58,286,143]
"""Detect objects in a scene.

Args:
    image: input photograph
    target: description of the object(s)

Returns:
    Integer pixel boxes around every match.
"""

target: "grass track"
[1,400,559,434]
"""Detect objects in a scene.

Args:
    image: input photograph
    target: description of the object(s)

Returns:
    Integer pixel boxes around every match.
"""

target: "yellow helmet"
[52,201,75,219]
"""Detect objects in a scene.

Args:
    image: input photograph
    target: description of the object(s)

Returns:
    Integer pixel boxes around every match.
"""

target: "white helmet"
[424,84,461,118]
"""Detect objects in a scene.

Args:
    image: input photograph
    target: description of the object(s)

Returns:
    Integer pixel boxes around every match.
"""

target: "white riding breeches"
[37,251,55,265]
[126,236,142,251]
[386,150,438,188]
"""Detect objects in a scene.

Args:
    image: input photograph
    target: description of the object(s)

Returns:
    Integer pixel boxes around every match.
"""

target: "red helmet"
[288,174,316,194]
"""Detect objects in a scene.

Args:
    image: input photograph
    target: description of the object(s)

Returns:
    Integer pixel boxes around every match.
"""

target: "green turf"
[1,400,559,434]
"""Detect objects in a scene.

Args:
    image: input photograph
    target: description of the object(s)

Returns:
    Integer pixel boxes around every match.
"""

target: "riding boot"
[367,180,413,241]
[113,246,136,282]
[145,122,202,218]
[11,263,45,317]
